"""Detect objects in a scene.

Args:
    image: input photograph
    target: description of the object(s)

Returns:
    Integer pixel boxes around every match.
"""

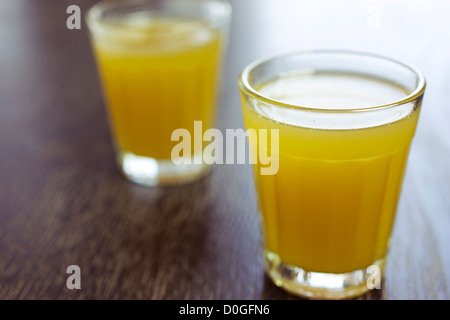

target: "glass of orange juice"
[238,50,426,299]
[87,0,231,186]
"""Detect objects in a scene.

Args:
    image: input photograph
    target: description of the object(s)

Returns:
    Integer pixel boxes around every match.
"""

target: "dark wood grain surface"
[0,0,449,300]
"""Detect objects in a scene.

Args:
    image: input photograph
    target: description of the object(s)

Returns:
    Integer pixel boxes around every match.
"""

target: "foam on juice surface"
[253,72,413,130]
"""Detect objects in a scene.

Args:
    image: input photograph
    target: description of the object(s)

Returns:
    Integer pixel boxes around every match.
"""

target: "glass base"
[117,151,211,187]
[264,249,385,299]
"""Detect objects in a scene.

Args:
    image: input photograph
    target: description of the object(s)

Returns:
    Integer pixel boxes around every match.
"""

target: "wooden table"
[1,0,449,300]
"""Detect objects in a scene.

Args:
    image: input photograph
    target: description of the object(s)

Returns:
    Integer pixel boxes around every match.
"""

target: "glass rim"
[86,0,232,34]
[238,49,426,113]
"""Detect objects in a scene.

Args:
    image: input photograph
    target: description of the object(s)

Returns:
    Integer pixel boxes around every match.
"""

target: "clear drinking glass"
[238,50,426,299]
[87,0,231,186]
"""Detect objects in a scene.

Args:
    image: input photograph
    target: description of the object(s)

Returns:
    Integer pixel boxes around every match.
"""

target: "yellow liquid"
[242,73,420,273]
[92,17,223,159]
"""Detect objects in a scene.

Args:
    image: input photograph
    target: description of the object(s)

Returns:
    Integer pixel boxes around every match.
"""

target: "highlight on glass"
[238,50,426,299]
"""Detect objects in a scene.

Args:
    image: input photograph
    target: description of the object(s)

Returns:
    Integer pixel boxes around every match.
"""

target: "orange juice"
[242,72,420,274]
[91,17,223,160]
